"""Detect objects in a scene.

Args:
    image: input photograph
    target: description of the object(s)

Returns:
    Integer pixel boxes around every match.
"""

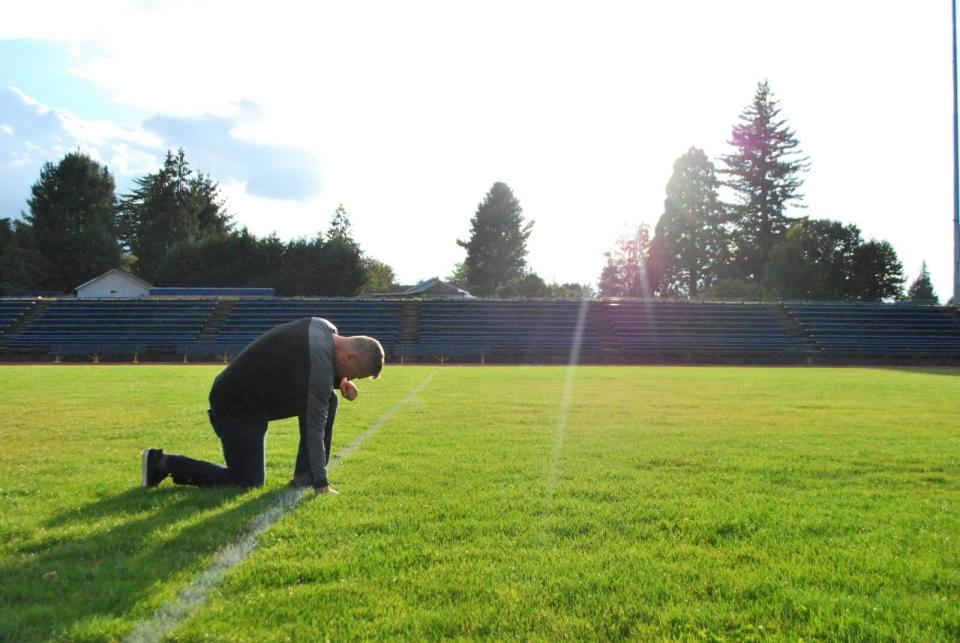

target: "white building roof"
[76,269,153,292]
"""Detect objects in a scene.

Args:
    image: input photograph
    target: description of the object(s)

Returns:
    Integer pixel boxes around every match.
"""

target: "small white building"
[75,269,153,298]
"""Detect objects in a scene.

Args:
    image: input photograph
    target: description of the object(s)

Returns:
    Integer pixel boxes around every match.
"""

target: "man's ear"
[345,351,360,375]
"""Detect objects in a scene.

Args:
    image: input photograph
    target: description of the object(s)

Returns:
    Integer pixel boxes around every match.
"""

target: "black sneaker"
[141,448,168,487]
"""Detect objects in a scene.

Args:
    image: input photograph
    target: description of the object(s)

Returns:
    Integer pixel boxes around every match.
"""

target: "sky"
[0,0,956,299]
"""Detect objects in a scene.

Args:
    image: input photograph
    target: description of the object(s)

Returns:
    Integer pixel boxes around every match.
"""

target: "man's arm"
[302,317,340,492]
[303,386,330,488]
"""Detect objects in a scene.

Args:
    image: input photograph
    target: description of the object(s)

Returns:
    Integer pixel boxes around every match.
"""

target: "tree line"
[0,80,942,302]
[598,81,939,303]
[444,82,938,302]
[0,149,396,296]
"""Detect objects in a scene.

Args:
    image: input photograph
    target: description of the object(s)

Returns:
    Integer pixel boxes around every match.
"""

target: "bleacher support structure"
[0,297,959,365]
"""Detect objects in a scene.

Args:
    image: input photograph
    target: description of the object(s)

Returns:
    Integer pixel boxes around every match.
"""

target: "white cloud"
[5,151,32,170]
[1,1,957,295]
[2,86,322,210]
[9,86,50,114]
[57,109,161,149]
[2,87,163,173]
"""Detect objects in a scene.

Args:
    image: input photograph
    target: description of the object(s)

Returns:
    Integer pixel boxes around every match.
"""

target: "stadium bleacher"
[204,299,403,358]
[2,299,217,357]
[1,296,959,363]
[411,299,614,361]
[598,300,809,356]
[784,302,960,355]
[0,299,34,336]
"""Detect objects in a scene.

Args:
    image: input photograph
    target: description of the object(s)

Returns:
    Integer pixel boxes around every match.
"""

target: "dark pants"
[166,392,338,488]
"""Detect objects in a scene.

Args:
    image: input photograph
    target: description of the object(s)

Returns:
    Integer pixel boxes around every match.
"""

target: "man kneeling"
[141,317,384,494]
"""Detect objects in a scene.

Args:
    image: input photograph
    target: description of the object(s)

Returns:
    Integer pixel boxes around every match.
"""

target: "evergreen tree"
[650,147,728,297]
[152,229,282,288]
[327,203,352,241]
[119,148,230,282]
[457,182,533,296]
[316,236,366,296]
[317,204,365,296]
[25,151,121,292]
[598,224,653,297]
[906,261,938,303]
[193,171,232,236]
[149,201,370,296]
[0,218,44,293]
[270,236,327,296]
[721,81,809,280]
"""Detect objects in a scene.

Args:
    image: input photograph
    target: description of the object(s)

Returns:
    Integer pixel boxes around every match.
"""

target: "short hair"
[351,335,384,379]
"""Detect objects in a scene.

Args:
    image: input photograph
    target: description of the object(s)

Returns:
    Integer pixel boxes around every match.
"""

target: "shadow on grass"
[0,483,301,641]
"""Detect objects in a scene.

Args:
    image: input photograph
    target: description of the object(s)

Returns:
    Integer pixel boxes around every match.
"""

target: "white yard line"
[124,370,436,643]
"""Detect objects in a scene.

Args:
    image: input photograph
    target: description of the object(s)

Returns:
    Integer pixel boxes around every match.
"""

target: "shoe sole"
[141,448,151,487]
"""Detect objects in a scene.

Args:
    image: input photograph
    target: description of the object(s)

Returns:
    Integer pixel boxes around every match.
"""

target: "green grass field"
[1,364,959,641]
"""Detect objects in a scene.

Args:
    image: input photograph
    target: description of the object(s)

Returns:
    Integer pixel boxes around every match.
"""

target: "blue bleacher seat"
[2,296,958,363]
[600,301,808,353]
[413,299,613,359]
[3,299,217,355]
[783,302,960,355]
[0,300,34,335]
[212,299,402,352]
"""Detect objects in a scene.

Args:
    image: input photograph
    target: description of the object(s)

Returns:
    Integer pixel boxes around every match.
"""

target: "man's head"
[333,335,385,381]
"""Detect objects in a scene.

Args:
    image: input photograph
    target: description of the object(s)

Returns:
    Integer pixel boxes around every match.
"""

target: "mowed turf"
[0,365,958,641]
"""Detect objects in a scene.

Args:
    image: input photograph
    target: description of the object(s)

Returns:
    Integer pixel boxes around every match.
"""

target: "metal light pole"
[953,0,960,303]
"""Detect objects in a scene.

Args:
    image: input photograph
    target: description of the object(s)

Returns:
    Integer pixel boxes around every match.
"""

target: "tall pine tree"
[0,218,43,294]
[457,182,533,296]
[906,261,938,302]
[327,203,352,241]
[650,147,728,297]
[721,81,809,280]
[119,148,230,282]
[25,151,121,292]
[318,204,365,296]
[193,170,232,236]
